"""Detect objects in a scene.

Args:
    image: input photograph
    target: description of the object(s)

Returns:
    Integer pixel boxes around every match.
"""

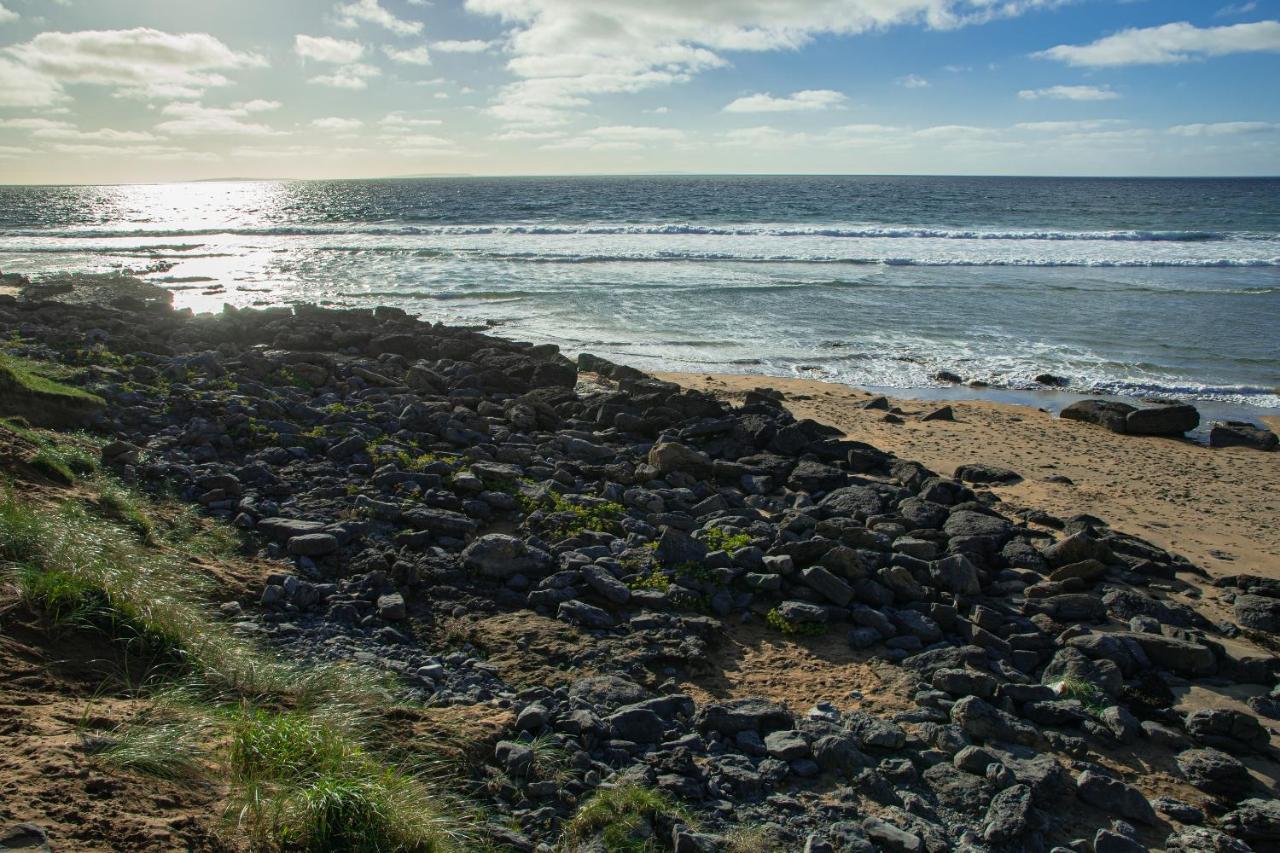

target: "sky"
[0,0,1278,183]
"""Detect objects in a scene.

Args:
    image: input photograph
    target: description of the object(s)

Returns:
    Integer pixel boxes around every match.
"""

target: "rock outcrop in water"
[1,286,1277,851]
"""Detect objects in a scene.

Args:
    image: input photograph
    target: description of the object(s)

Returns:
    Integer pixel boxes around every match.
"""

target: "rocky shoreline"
[1,280,1278,852]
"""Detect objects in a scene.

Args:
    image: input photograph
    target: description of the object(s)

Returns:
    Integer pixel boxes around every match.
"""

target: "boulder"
[1222,798,1280,844]
[1209,421,1278,451]
[648,441,712,476]
[287,533,339,557]
[463,534,542,578]
[955,463,1023,485]
[1184,709,1269,754]
[950,696,1040,746]
[1076,770,1157,825]
[799,565,853,606]
[1235,594,1280,633]
[1124,403,1199,436]
[1060,400,1136,433]
[696,698,793,735]
[1176,748,1252,798]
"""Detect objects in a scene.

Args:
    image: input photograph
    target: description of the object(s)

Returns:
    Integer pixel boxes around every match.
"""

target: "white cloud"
[896,73,929,88]
[0,146,34,158]
[309,62,382,89]
[311,116,365,132]
[5,28,266,101]
[488,128,566,141]
[0,3,17,24]
[0,58,66,106]
[236,99,282,113]
[384,44,432,65]
[723,89,846,112]
[431,39,495,53]
[154,101,286,136]
[1168,121,1279,136]
[1018,84,1118,100]
[334,0,424,36]
[914,124,994,139]
[646,106,670,114]
[544,124,686,151]
[719,125,814,149]
[1036,20,1280,66]
[469,0,1067,125]
[4,118,160,142]
[1216,3,1258,18]
[1015,119,1125,131]
[295,34,365,64]
[380,112,444,128]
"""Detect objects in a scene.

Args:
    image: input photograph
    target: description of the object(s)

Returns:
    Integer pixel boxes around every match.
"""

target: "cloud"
[333,0,423,36]
[723,89,846,112]
[1018,84,1118,100]
[0,117,160,143]
[468,0,1067,125]
[380,112,444,128]
[718,125,814,149]
[896,73,929,88]
[5,28,266,101]
[384,44,431,64]
[488,128,566,141]
[1036,20,1280,66]
[0,57,66,106]
[1015,119,1125,131]
[295,34,365,64]
[1216,3,1258,18]
[545,124,686,150]
[432,39,495,53]
[310,62,382,89]
[236,99,282,113]
[311,116,365,132]
[0,3,16,24]
[1168,121,1279,136]
[154,101,286,136]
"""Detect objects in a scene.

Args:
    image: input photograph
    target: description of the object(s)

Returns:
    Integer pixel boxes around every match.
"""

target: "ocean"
[1,175,1277,415]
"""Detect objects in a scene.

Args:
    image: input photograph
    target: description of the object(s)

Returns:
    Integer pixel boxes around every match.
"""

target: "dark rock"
[287,533,340,557]
[1076,770,1157,825]
[463,534,543,578]
[1060,400,1136,434]
[955,463,1023,485]
[1163,827,1253,852]
[696,698,793,735]
[1184,708,1269,754]
[1175,748,1252,798]
[557,599,614,629]
[1209,421,1278,451]
[950,696,1040,746]
[921,405,954,422]
[1235,594,1280,633]
[1124,403,1199,436]
[1221,798,1280,844]
[983,784,1039,844]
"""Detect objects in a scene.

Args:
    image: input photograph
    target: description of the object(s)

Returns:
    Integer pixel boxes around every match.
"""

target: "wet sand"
[656,372,1280,580]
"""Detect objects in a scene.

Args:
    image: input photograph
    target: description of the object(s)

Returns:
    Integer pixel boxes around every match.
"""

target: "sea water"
[1,175,1276,413]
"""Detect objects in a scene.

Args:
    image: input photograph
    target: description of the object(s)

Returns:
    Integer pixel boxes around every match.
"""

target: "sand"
[655,372,1280,580]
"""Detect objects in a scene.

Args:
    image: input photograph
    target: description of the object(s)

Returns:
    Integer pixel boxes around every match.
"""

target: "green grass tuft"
[565,784,689,853]
[701,527,752,553]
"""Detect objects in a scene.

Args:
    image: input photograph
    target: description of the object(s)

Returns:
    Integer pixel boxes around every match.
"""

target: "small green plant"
[1055,676,1108,715]
[523,492,626,538]
[702,527,752,552]
[765,607,828,637]
[626,570,671,592]
[564,784,689,853]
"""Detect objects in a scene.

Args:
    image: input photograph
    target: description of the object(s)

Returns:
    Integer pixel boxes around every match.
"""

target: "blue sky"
[0,0,1277,182]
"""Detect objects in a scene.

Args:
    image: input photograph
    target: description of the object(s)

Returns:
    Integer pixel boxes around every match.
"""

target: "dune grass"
[1,476,483,851]
[0,353,103,404]
[563,784,689,852]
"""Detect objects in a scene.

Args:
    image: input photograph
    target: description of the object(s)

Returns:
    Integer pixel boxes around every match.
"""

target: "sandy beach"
[657,372,1280,580]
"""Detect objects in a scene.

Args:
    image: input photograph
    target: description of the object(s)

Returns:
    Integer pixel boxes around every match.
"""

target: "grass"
[626,570,671,593]
[523,492,626,539]
[701,527,752,553]
[765,607,828,637]
[2,416,102,485]
[1054,676,1108,715]
[2,478,480,850]
[0,353,104,404]
[564,784,688,853]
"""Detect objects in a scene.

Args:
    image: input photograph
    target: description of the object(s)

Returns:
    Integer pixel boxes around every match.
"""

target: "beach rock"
[1209,421,1278,451]
[1075,771,1157,825]
[463,534,541,578]
[696,698,793,735]
[950,696,1040,746]
[648,441,712,476]
[557,599,614,629]
[1221,798,1280,843]
[0,823,50,853]
[1176,748,1252,798]
[1163,827,1253,853]
[955,463,1022,485]
[287,533,340,557]
[983,784,1040,844]
[1235,594,1280,633]
[1184,709,1269,754]
[1124,403,1199,436]
[1060,399,1135,434]
[1034,373,1067,386]
[921,405,954,422]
